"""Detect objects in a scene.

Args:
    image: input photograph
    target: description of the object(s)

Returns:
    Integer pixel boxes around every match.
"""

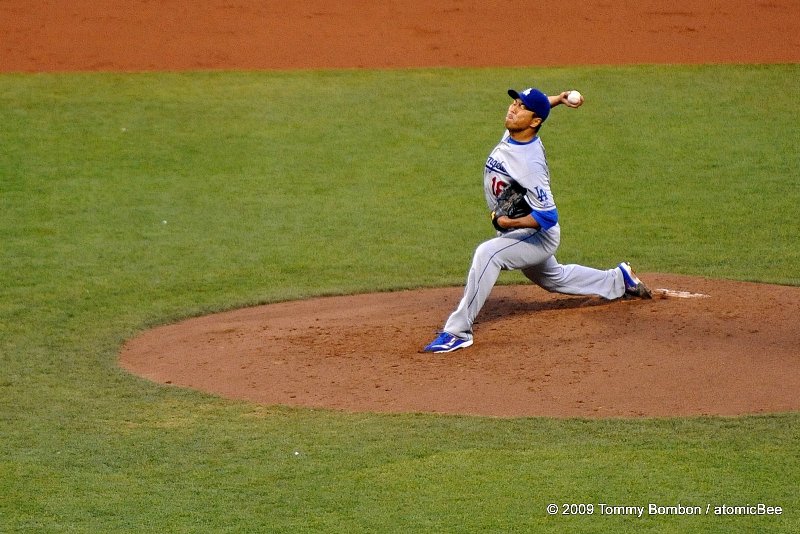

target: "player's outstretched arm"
[549,90,584,108]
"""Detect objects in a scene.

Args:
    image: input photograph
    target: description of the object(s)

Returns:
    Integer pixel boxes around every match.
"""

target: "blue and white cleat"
[618,262,652,299]
[422,332,473,353]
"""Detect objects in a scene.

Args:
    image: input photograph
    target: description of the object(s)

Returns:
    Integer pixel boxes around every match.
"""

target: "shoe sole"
[620,262,653,299]
[426,338,474,353]
[628,282,653,299]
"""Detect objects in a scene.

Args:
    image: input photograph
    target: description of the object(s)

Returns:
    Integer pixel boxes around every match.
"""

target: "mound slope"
[121,275,800,418]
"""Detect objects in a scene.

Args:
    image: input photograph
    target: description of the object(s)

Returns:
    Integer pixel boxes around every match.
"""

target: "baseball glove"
[491,181,531,232]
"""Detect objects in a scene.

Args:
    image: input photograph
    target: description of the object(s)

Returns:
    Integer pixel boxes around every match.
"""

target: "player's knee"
[534,277,559,292]
[473,242,490,261]
[535,266,569,291]
[474,242,502,267]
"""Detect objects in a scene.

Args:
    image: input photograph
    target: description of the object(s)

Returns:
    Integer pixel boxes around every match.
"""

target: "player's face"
[505,99,541,132]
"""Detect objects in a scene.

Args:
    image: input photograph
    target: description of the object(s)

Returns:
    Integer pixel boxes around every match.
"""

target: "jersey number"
[491,177,507,197]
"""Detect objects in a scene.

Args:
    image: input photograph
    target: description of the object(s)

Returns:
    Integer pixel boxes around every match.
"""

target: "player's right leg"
[436,228,557,345]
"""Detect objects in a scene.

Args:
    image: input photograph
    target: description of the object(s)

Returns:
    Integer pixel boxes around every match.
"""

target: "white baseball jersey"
[483,132,559,230]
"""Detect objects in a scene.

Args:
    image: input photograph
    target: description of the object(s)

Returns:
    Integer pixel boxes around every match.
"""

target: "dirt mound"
[121,275,800,418]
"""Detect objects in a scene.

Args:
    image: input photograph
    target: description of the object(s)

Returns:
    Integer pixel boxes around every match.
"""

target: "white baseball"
[567,90,582,105]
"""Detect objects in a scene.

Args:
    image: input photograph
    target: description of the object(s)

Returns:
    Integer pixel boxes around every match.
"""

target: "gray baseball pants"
[443,224,627,340]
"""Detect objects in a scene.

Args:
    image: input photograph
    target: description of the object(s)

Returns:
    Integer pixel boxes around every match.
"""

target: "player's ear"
[530,116,542,130]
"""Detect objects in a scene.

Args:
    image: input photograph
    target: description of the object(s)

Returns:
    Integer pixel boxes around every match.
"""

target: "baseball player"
[422,87,652,353]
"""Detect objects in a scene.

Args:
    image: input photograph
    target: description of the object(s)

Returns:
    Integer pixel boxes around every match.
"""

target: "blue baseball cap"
[508,88,550,122]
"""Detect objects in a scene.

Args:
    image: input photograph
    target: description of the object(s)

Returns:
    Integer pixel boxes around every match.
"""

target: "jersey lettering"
[486,156,509,177]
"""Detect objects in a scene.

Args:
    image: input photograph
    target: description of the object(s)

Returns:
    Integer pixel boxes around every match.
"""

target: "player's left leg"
[522,256,626,299]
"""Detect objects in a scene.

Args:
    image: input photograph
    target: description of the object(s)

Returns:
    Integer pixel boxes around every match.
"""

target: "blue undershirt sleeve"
[530,208,559,231]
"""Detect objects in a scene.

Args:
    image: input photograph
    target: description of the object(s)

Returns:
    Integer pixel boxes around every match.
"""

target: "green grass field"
[1,65,798,532]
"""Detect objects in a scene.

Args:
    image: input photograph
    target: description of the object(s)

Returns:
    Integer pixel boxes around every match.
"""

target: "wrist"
[491,212,506,232]
[549,92,565,108]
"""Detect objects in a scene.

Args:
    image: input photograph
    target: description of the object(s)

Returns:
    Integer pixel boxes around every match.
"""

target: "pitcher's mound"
[120,274,800,418]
